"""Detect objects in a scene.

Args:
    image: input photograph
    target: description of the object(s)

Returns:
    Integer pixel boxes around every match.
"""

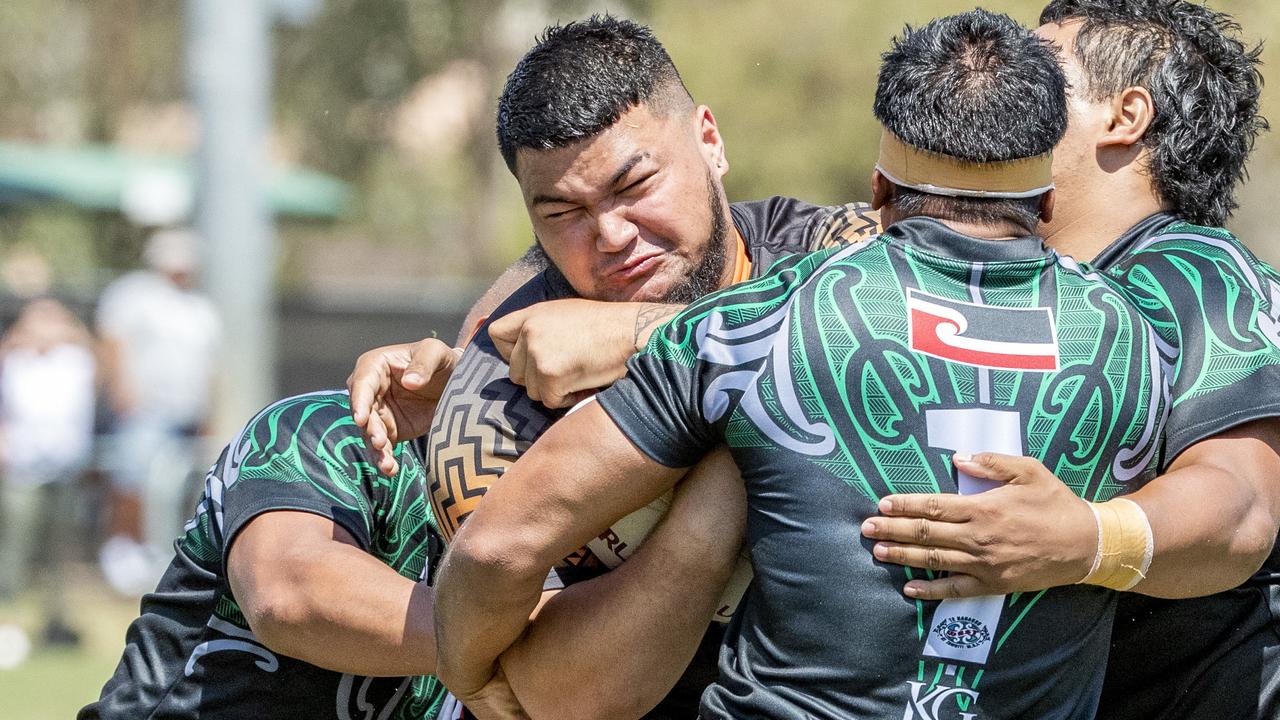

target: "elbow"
[240,585,313,655]
[447,520,558,588]
[444,529,543,592]
[1228,510,1279,580]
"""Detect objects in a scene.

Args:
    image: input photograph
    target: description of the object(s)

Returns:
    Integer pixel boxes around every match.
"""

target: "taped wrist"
[1078,498,1154,591]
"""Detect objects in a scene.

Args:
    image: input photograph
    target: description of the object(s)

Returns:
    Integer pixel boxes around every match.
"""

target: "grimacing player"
[435,10,1169,718]
[354,14,878,719]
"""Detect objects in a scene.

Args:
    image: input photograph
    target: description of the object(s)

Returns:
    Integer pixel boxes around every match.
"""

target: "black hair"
[1040,0,1266,226]
[874,9,1068,231]
[496,14,693,174]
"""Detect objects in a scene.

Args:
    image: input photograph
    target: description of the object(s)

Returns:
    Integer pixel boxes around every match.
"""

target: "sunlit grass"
[0,567,139,720]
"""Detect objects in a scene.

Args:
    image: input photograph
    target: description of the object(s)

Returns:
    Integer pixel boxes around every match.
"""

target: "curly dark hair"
[1040,0,1268,226]
[495,14,692,175]
[874,9,1067,230]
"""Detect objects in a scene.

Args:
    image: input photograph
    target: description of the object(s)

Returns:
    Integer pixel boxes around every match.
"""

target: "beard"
[659,169,730,305]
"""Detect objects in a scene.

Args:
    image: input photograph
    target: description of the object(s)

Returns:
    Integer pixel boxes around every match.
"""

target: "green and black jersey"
[81,391,448,720]
[597,217,1168,720]
[1094,214,1280,720]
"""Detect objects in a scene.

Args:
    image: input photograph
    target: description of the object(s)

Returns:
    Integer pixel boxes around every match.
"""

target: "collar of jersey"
[882,216,1049,263]
[1089,211,1182,271]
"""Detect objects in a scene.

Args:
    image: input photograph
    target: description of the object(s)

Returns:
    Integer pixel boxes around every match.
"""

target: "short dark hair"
[1040,0,1267,226]
[874,10,1068,231]
[496,15,693,174]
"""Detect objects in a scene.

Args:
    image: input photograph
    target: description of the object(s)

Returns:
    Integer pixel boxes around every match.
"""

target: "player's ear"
[871,170,893,214]
[696,105,728,178]
[1100,86,1154,149]
[1038,189,1055,224]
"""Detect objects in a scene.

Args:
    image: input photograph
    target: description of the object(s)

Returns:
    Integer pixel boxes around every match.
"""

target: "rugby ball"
[584,489,753,624]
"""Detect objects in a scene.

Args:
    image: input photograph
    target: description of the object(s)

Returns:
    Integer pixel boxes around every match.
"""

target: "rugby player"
[857,3,1280,717]
[434,10,1168,718]
[81,390,461,719]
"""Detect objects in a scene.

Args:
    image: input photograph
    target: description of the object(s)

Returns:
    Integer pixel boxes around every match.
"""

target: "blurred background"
[0,1,1276,716]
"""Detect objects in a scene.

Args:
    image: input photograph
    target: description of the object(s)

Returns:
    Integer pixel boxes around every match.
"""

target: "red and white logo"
[907,289,1058,371]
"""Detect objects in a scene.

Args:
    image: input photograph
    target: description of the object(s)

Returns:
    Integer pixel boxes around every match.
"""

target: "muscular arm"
[1127,419,1280,596]
[434,402,688,701]
[862,418,1280,599]
[227,510,436,676]
[500,447,746,720]
[487,299,682,408]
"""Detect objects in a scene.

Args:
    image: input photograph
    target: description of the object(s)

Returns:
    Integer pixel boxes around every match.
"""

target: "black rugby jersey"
[598,217,1168,720]
[1093,214,1280,720]
[81,392,447,720]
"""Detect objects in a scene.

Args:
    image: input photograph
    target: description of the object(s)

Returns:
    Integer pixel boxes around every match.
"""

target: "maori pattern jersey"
[1093,214,1280,720]
[82,392,448,720]
[597,217,1168,720]
[424,197,880,718]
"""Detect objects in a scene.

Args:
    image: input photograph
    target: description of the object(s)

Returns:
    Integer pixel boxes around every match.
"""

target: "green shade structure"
[0,140,350,220]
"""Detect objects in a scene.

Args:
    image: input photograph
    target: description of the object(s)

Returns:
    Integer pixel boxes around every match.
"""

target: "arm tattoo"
[633,303,683,351]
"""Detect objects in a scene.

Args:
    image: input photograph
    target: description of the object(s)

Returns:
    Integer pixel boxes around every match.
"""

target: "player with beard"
[401,16,876,718]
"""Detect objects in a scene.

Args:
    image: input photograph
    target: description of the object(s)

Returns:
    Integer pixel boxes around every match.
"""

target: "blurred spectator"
[0,298,97,651]
[96,228,220,595]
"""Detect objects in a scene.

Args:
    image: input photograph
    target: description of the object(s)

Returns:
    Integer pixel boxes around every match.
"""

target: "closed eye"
[542,206,580,220]
[618,172,655,196]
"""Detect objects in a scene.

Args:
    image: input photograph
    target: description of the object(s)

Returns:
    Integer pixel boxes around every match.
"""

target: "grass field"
[0,567,140,719]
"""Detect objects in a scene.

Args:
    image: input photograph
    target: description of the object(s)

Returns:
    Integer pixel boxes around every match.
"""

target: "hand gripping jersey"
[596,217,1168,720]
[424,197,880,717]
[1092,214,1280,720]
[81,392,448,720]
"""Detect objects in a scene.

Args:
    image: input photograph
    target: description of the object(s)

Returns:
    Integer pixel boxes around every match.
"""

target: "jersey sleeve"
[1107,228,1280,459]
[596,357,714,469]
[218,393,391,564]
[598,250,822,467]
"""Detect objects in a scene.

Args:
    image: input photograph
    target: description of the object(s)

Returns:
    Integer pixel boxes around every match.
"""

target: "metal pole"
[185,0,277,439]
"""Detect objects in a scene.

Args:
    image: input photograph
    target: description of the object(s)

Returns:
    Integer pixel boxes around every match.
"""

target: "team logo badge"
[931,615,992,650]
[907,289,1058,371]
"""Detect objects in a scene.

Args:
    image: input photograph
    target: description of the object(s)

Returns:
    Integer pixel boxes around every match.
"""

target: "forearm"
[1127,462,1278,598]
[242,542,435,676]
[433,530,550,697]
[434,403,688,699]
[632,303,683,350]
[228,514,437,677]
[501,451,745,719]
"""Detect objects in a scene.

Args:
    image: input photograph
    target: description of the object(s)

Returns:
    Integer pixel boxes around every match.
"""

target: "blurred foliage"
[0,0,1277,300]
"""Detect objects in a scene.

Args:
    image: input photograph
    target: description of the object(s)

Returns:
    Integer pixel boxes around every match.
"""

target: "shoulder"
[1114,223,1272,277]
[1106,223,1280,315]
[731,197,881,256]
[232,391,391,472]
[650,244,861,360]
[482,268,575,326]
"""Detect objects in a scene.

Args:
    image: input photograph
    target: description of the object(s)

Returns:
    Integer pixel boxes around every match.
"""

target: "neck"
[934,217,1031,241]
[883,207,1031,241]
[1041,158,1169,261]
